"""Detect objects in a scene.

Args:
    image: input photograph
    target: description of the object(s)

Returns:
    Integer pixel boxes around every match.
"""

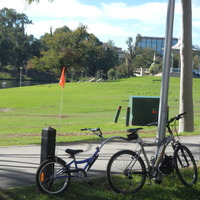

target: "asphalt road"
[0,135,199,190]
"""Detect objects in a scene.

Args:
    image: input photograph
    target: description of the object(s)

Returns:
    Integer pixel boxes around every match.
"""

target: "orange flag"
[59,67,66,88]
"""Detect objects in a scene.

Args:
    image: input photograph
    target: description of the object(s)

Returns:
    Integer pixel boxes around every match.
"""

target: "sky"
[0,0,200,50]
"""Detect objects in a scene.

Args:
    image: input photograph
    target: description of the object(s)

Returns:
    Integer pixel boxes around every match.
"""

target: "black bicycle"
[107,112,198,194]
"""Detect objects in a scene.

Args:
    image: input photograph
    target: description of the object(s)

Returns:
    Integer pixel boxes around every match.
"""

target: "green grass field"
[0,76,200,146]
[0,175,200,200]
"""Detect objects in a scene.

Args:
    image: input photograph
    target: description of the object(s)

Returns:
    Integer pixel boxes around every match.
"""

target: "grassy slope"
[0,76,200,146]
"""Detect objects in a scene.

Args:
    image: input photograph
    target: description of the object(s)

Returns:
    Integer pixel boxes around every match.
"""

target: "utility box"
[129,96,160,125]
[40,127,56,163]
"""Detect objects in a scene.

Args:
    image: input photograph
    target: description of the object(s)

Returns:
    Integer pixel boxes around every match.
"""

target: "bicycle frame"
[132,133,176,177]
[61,135,127,178]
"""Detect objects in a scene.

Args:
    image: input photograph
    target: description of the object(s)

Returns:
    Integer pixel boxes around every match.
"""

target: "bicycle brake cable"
[174,119,181,141]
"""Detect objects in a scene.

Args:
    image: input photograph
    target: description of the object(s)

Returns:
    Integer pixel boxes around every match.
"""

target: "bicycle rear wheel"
[174,145,197,187]
[36,158,71,194]
[107,150,146,194]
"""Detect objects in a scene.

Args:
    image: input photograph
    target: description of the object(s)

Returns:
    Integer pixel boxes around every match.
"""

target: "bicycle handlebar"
[168,112,186,123]
[81,128,103,138]
[147,112,186,127]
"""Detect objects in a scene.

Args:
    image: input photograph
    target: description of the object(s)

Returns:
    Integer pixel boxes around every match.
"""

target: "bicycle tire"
[174,145,198,187]
[107,150,146,194]
[36,158,71,194]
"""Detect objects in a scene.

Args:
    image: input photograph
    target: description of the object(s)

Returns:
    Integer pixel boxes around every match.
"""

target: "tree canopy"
[0,8,39,70]
[0,7,157,81]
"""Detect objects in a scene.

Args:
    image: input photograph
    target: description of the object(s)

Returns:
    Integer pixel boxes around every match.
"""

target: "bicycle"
[107,112,198,194]
[36,127,126,195]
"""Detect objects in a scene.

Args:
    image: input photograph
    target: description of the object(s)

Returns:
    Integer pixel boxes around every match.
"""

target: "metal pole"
[155,0,175,183]
[19,67,23,87]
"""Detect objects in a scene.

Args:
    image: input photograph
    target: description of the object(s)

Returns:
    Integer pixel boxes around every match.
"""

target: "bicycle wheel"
[174,145,198,187]
[36,158,71,194]
[107,150,146,194]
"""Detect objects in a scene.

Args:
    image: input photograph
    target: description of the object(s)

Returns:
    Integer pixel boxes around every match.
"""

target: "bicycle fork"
[173,143,190,168]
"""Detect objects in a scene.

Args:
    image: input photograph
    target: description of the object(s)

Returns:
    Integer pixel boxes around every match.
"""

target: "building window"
[137,36,178,56]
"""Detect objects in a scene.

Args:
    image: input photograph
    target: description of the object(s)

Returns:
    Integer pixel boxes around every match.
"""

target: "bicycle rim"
[107,150,146,194]
[36,159,70,194]
[174,145,198,187]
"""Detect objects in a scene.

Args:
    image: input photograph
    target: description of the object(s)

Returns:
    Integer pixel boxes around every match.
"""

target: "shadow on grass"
[0,176,199,200]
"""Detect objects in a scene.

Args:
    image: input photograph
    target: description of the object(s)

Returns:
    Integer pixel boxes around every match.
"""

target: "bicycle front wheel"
[107,150,146,194]
[36,158,71,194]
[174,145,198,187]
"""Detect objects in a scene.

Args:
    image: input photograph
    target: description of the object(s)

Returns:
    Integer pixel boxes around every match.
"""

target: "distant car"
[193,70,200,75]
[193,70,198,75]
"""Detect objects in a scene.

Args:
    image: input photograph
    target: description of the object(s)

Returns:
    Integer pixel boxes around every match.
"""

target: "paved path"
[0,135,199,190]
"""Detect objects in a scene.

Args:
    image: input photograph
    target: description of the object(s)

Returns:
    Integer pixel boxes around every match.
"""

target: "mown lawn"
[0,174,200,200]
[0,76,200,146]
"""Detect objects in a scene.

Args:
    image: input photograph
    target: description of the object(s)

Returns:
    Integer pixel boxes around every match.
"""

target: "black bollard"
[126,107,130,126]
[40,127,56,164]
[114,106,122,123]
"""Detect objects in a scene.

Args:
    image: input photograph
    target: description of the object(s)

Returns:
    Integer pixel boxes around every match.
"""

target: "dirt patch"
[3,130,155,138]
[0,111,69,118]
[31,114,69,118]
[0,108,11,112]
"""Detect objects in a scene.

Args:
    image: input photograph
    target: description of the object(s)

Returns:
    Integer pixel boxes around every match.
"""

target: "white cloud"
[101,2,167,23]
[0,0,25,11]
[88,22,130,37]
[23,0,103,19]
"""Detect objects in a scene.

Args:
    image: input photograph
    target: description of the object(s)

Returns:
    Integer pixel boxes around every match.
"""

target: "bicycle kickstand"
[75,170,93,186]
[83,178,93,186]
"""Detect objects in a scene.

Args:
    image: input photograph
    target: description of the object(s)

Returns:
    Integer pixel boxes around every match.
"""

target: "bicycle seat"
[127,128,143,133]
[127,128,143,140]
[65,149,84,157]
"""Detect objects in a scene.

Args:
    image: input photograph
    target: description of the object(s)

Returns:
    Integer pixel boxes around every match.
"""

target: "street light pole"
[101,70,103,79]
[155,0,175,183]
[19,67,23,87]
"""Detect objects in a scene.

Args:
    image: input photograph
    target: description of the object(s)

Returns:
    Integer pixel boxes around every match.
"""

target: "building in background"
[137,36,178,55]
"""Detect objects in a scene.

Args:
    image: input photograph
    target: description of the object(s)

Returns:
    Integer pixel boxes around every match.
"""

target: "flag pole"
[59,66,66,120]
[56,67,66,156]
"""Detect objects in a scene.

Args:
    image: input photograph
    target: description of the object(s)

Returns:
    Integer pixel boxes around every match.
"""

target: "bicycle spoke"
[107,150,146,194]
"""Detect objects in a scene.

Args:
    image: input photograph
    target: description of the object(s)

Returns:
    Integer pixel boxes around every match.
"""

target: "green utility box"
[129,96,160,125]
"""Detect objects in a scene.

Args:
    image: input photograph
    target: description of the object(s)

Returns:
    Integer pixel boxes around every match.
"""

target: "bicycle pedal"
[84,179,93,186]
[147,182,152,186]
[154,179,162,184]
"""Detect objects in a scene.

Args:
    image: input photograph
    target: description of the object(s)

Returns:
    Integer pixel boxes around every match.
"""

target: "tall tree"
[125,34,141,77]
[179,0,194,132]
[0,8,34,68]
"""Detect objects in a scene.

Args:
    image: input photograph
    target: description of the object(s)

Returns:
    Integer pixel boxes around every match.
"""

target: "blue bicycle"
[36,128,125,194]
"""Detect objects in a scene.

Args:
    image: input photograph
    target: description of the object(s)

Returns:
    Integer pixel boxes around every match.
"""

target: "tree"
[125,34,141,77]
[0,8,36,69]
[132,48,154,69]
[179,0,194,132]
[27,24,119,79]
[107,68,117,80]
[149,64,162,75]
[193,55,200,70]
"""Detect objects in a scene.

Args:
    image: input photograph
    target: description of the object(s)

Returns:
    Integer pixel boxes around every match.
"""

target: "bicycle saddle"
[127,128,143,133]
[127,128,143,140]
[65,149,84,157]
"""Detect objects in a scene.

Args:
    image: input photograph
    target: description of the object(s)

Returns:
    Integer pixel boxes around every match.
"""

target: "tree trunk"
[179,0,194,132]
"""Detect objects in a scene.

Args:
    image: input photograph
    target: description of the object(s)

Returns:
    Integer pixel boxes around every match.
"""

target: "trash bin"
[40,127,56,163]
[129,96,160,125]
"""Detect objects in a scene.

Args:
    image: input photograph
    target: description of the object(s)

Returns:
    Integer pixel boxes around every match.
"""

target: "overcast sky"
[0,0,200,50]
